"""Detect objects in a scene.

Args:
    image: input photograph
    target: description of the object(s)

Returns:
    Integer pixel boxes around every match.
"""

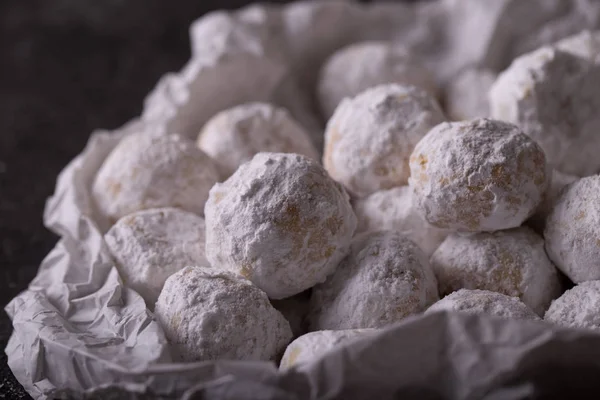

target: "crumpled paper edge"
[7,1,600,399]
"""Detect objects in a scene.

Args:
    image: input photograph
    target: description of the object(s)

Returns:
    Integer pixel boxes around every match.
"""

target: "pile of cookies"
[90,0,600,370]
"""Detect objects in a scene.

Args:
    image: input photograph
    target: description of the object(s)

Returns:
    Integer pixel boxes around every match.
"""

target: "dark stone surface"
[0,1,295,397]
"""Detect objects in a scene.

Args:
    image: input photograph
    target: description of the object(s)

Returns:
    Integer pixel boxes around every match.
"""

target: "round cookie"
[205,152,357,299]
[324,84,446,198]
[155,267,293,362]
[309,230,439,330]
[544,281,600,330]
[545,175,600,283]
[489,46,600,176]
[279,329,377,369]
[409,118,549,232]
[271,290,312,338]
[425,289,540,321]
[317,41,437,119]
[197,102,319,178]
[353,186,448,257]
[105,208,208,307]
[444,67,497,121]
[92,132,220,224]
[431,227,562,315]
[528,169,578,233]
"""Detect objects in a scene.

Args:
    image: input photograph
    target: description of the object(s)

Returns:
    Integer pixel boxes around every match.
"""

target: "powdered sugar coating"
[544,281,600,330]
[92,132,220,224]
[155,266,292,362]
[426,289,540,321]
[431,227,561,315]
[309,230,439,330]
[545,175,600,283]
[555,30,600,64]
[528,169,578,233]
[205,152,357,299]
[105,208,208,307]
[324,84,446,198]
[409,118,549,232]
[279,329,377,369]
[317,41,437,119]
[444,67,497,121]
[197,102,319,178]
[353,186,448,257]
[489,47,600,176]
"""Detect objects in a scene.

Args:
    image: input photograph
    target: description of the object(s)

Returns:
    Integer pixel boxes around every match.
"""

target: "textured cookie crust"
[309,230,439,330]
[105,208,208,307]
[279,329,377,369]
[155,267,293,362]
[489,47,600,176]
[545,281,600,330]
[545,175,600,283]
[426,289,541,321]
[317,41,437,119]
[409,118,549,232]
[324,84,446,198]
[92,132,220,224]
[353,186,448,256]
[205,152,357,299]
[197,102,319,178]
[431,227,561,315]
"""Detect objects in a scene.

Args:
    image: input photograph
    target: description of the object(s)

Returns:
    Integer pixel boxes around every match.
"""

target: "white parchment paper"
[6,1,600,399]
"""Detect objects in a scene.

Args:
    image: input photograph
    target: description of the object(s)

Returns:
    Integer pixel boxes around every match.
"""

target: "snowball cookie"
[93,132,220,224]
[431,227,561,315]
[425,289,540,321]
[353,186,448,257]
[409,118,549,232]
[545,281,600,330]
[324,84,446,198]
[205,152,357,299]
[444,67,497,121]
[309,230,439,330]
[105,208,208,307]
[489,47,600,176]
[317,41,438,119]
[555,30,600,64]
[545,175,600,283]
[155,266,293,362]
[279,329,377,369]
[528,169,578,233]
[197,102,319,178]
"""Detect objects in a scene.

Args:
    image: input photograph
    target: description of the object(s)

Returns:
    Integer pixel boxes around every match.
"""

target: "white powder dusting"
[155,266,292,362]
[309,230,439,330]
[353,186,448,257]
[489,46,600,177]
[205,152,357,299]
[426,289,541,321]
[105,208,208,308]
[545,281,600,330]
[528,169,578,233]
[197,102,319,178]
[431,227,562,316]
[317,41,437,119]
[279,329,377,370]
[444,67,497,121]
[409,118,549,232]
[324,84,446,198]
[271,290,312,338]
[544,175,600,283]
[92,132,220,225]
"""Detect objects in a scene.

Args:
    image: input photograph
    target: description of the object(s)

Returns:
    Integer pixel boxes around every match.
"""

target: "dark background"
[0,0,312,397]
